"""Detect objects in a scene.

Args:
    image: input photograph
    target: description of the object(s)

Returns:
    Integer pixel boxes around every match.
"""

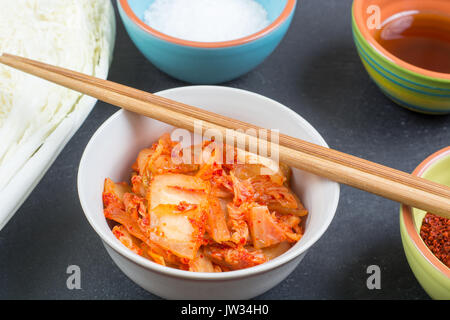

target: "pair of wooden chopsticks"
[0,53,449,219]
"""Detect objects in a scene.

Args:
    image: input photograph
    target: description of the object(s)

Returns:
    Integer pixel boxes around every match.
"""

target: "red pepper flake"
[420,212,450,268]
[113,230,124,238]
[176,201,198,212]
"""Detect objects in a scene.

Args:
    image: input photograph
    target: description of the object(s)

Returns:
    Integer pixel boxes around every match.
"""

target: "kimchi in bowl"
[78,86,340,299]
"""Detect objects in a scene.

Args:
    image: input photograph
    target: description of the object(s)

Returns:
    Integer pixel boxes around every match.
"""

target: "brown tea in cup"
[374,12,450,74]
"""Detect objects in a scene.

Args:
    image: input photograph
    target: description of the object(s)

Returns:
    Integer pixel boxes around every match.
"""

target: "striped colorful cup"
[352,0,450,114]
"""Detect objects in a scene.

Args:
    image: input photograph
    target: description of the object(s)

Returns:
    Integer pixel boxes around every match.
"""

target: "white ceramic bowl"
[78,86,340,299]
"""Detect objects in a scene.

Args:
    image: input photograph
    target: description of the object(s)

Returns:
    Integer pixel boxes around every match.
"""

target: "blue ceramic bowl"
[117,0,297,84]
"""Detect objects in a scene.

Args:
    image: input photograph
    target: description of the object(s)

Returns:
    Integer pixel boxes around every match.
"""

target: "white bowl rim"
[78,85,340,280]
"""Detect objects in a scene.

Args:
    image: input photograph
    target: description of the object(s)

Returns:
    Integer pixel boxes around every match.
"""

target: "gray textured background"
[1,0,448,300]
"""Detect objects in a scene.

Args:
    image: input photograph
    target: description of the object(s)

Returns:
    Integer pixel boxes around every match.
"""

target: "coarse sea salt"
[143,0,270,42]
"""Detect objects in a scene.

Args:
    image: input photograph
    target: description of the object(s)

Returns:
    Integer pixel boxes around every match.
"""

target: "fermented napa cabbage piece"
[149,174,210,209]
[0,0,113,191]
[149,204,205,260]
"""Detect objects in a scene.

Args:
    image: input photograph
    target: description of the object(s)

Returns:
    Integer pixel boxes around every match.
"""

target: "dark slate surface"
[1,0,448,300]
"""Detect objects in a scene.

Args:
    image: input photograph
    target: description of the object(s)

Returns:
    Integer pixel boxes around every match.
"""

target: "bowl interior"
[78,86,339,278]
[355,0,450,37]
[126,0,289,26]
[411,153,450,231]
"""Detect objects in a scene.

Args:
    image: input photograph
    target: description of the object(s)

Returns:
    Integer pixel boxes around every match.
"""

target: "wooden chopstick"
[1,53,449,219]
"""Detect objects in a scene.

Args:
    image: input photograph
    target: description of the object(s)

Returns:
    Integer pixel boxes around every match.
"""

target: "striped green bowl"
[352,0,450,115]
